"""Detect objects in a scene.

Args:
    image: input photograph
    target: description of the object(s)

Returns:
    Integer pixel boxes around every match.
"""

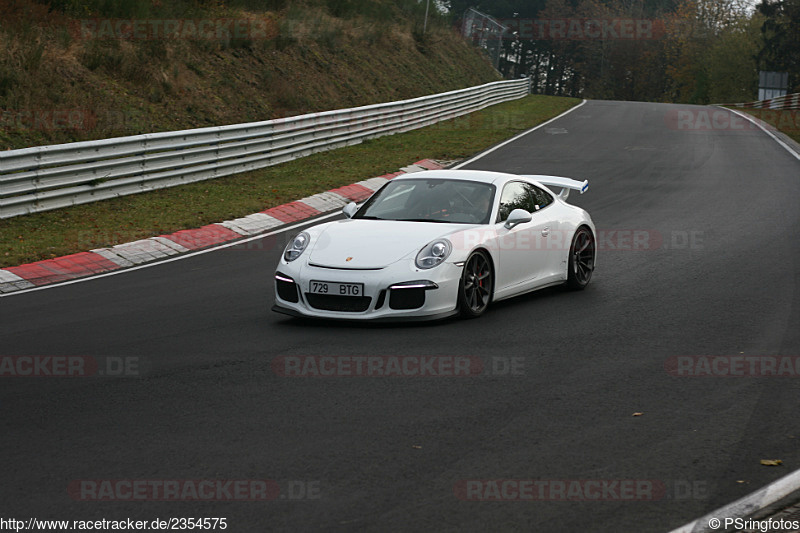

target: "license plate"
[309,280,364,297]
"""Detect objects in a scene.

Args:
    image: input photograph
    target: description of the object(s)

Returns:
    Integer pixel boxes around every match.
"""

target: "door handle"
[542,226,550,237]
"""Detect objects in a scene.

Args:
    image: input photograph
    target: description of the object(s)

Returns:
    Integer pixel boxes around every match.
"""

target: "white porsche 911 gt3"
[272,169,596,321]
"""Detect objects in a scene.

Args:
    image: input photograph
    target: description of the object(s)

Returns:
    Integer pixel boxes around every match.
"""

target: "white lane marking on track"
[452,99,588,169]
[669,466,800,533]
[725,107,800,162]
[0,211,342,298]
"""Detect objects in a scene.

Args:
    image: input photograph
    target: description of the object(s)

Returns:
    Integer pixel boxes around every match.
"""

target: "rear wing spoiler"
[522,175,588,201]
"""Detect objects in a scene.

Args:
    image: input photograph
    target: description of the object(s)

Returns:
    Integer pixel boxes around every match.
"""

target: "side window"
[496,182,536,222]
[527,184,553,210]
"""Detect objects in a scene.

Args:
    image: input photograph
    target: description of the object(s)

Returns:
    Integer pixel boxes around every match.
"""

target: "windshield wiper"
[396,218,449,223]
[355,215,386,220]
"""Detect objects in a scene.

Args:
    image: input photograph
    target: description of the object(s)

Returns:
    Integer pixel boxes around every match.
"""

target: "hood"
[307,219,466,269]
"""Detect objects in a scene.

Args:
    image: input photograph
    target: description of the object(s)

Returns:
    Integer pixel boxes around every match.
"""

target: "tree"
[707,14,763,102]
[757,0,800,91]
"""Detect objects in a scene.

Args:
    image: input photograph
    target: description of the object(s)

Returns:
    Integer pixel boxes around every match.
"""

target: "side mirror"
[504,208,532,229]
[342,202,358,219]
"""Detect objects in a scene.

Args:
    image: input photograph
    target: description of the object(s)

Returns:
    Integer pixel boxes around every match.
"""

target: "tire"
[566,226,595,290]
[458,250,493,318]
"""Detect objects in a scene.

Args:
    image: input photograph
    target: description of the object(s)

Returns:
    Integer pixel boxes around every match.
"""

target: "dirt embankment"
[0,0,500,150]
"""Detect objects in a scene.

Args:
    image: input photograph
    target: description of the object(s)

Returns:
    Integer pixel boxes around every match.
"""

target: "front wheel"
[458,250,493,318]
[566,226,595,290]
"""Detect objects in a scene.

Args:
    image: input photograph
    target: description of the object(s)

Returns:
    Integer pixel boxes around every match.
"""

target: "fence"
[0,78,531,219]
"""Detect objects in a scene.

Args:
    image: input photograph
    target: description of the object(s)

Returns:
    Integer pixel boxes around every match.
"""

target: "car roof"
[392,169,522,186]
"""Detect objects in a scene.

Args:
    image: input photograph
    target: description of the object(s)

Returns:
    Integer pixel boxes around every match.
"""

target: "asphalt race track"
[2,100,799,532]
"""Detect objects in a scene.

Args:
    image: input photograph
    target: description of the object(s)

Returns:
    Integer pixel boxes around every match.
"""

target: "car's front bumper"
[272,260,463,321]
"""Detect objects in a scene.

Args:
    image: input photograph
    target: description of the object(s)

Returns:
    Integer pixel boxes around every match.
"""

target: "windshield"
[354,179,496,224]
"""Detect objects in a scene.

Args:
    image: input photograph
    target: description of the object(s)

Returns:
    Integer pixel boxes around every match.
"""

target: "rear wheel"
[566,226,595,290]
[458,250,493,318]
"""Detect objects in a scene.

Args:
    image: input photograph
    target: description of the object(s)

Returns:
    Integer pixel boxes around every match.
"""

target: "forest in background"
[448,0,798,103]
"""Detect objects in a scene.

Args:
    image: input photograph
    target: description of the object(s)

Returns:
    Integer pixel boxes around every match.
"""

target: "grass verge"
[0,94,579,268]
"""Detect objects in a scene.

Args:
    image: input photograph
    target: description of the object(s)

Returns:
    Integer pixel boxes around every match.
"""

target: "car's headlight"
[284,232,310,262]
[415,239,452,269]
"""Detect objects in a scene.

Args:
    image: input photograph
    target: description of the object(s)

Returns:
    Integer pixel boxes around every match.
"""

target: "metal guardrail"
[0,78,531,219]
[731,93,800,110]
